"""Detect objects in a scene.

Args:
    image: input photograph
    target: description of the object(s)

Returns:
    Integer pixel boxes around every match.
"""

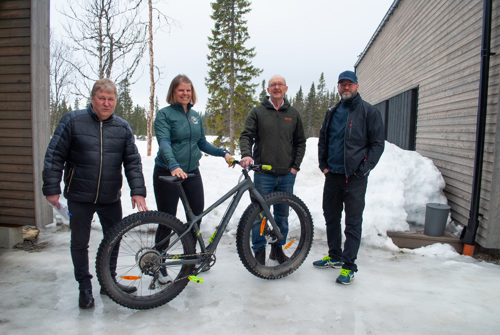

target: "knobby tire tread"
[96,211,195,310]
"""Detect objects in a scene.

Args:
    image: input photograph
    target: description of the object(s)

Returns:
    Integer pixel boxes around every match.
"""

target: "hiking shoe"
[336,269,355,285]
[158,268,173,285]
[269,244,289,264]
[254,247,266,265]
[312,255,343,269]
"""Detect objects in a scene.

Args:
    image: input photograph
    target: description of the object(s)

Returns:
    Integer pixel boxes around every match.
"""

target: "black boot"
[254,247,266,265]
[269,244,289,264]
[79,289,95,309]
[100,278,137,296]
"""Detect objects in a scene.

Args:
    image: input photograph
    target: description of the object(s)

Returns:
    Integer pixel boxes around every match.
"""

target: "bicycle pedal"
[188,275,204,283]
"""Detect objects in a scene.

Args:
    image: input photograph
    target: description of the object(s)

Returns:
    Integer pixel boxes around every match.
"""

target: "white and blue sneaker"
[158,269,173,285]
[312,255,343,269]
[336,269,355,285]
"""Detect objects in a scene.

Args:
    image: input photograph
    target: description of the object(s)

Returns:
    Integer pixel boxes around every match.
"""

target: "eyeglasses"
[269,83,286,88]
[339,82,357,89]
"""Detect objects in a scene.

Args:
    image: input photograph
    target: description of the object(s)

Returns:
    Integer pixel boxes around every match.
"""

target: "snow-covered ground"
[1,137,499,334]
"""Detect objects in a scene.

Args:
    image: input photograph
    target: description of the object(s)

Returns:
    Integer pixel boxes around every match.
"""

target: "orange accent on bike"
[120,275,141,280]
[260,217,266,235]
[284,239,295,250]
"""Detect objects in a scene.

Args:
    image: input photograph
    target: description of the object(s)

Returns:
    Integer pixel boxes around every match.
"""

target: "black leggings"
[153,165,204,249]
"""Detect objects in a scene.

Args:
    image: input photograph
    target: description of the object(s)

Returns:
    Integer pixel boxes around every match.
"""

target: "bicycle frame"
[158,168,283,267]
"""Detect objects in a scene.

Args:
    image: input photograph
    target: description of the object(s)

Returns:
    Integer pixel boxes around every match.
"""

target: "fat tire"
[96,211,195,310]
[236,192,313,279]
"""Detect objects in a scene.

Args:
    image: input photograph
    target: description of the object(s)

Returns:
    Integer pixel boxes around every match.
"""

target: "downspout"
[460,0,494,255]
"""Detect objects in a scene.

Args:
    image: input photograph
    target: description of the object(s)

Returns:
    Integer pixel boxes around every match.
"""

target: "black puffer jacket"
[318,93,385,177]
[42,106,146,204]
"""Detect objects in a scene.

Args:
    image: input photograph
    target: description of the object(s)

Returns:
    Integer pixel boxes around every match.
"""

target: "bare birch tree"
[50,33,76,133]
[61,0,147,95]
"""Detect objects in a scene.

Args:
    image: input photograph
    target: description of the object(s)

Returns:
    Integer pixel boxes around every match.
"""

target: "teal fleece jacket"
[154,104,228,172]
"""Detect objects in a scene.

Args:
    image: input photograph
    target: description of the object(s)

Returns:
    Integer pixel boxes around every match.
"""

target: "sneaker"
[269,244,289,264]
[336,269,355,285]
[312,255,343,269]
[254,247,266,265]
[158,268,173,285]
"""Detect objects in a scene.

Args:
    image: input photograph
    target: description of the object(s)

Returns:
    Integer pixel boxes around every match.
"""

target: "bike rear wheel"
[96,211,195,310]
[236,191,314,279]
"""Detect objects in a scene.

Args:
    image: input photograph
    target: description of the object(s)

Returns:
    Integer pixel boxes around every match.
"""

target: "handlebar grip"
[261,165,272,171]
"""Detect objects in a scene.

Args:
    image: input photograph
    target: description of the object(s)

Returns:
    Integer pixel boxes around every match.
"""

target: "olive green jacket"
[240,97,306,176]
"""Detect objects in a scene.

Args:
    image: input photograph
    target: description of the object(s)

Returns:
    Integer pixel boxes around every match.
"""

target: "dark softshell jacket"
[318,93,385,177]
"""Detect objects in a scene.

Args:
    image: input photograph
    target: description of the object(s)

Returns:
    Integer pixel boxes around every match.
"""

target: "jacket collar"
[263,96,290,111]
[171,103,193,113]
[88,104,115,122]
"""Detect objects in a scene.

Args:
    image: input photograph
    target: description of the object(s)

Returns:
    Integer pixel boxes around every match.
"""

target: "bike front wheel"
[96,211,196,310]
[236,191,314,279]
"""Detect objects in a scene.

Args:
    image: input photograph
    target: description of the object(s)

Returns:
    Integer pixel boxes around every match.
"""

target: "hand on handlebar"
[224,153,236,168]
[240,156,253,169]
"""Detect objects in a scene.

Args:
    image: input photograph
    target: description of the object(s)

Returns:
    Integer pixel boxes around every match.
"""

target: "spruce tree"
[292,86,305,120]
[205,0,262,153]
[259,79,267,102]
[304,82,316,138]
[115,79,133,121]
[314,73,328,135]
[129,105,147,136]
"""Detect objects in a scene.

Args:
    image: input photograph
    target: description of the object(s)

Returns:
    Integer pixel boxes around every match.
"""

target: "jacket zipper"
[276,110,280,170]
[94,122,103,203]
[186,111,192,171]
[65,167,75,193]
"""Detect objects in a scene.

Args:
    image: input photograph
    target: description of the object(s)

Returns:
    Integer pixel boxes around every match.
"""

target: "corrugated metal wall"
[355,0,500,249]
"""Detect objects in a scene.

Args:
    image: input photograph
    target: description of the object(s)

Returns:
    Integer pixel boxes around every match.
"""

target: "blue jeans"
[251,172,296,252]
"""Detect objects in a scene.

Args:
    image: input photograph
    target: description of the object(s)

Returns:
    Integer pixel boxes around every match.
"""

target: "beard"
[341,89,357,100]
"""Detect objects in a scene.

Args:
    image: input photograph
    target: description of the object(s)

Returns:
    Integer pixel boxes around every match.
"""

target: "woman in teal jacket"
[153,74,233,284]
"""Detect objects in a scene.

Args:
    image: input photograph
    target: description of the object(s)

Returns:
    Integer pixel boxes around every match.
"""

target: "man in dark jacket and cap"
[240,74,306,266]
[42,78,148,308]
[314,70,384,285]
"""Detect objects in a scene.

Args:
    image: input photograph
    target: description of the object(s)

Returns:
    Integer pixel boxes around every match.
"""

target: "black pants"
[67,199,122,291]
[153,165,204,249]
[322,173,367,272]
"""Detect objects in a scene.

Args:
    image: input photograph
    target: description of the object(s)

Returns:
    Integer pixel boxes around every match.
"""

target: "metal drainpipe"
[460,0,494,255]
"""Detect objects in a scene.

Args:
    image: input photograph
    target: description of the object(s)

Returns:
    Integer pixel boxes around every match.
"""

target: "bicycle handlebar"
[230,159,272,172]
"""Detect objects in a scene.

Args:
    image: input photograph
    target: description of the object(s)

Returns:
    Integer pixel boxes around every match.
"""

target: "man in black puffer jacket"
[314,71,384,285]
[42,79,147,309]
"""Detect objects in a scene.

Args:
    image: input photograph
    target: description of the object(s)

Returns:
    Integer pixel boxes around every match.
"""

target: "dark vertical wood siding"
[385,88,418,151]
[0,0,50,227]
[0,0,34,225]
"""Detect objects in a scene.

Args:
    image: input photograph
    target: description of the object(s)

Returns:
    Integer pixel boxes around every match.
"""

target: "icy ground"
[1,137,499,334]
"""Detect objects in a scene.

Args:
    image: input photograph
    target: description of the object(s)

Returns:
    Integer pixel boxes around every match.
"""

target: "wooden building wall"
[355,0,500,249]
[0,0,51,227]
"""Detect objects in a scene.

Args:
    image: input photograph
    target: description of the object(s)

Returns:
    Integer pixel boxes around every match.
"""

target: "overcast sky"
[51,0,395,112]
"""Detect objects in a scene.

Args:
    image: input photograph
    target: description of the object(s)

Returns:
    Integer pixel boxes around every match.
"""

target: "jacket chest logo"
[190,116,199,124]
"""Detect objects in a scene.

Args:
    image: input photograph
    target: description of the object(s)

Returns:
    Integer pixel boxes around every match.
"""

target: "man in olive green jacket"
[240,74,306,265]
